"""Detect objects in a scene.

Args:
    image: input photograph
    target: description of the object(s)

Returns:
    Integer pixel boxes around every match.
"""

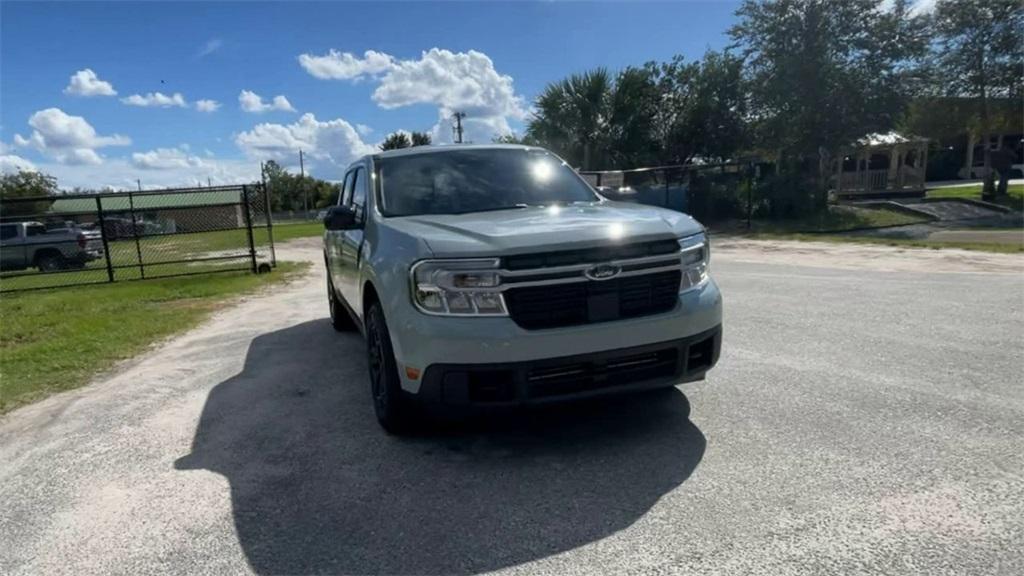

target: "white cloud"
[121,92,188,108]
[0,154,37,173]
[297,49,395,80]
[13,108,130,165]
[299,48,527,143]
[881,0,936,15]
[197,38,223,58]
[32,157,259,190]
[238,90,296,113]
[356,123,373,137]
[64,68,117,97]
[194,99,221,112]
[235,113,375,179]
[131,146,204,170]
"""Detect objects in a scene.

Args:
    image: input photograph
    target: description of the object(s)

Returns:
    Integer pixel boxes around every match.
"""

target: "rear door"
[0,224,26,270]
[336,165,367,310]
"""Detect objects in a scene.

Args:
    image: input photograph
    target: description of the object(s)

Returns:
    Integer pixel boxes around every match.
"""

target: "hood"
[381,201,703,257]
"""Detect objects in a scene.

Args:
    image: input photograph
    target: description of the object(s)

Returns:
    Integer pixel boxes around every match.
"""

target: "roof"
[370,143,545,160]
[49,189,241,213]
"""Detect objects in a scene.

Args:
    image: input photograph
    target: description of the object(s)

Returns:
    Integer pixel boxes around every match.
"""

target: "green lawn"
[0,261,309,413]
[716,205,928,235]
[927,183,1024,211]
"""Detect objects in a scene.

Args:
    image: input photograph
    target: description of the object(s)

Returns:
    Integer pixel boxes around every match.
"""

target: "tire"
[365,301,417,434]
[327,274,357,332]
[35,252,66,272]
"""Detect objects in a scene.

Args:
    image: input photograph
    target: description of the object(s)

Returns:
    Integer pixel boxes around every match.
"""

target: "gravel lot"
[1,237,1022,576]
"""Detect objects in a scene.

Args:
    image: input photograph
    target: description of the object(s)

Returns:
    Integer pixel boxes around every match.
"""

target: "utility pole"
[452,112,465,144]
[207,176,212,187]
[299,149,308,217]
[136,179,142,192]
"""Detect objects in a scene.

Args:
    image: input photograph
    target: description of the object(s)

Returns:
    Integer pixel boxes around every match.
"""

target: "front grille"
[527,347,678,398]
[505,270,681,330]
[503,239,679,271]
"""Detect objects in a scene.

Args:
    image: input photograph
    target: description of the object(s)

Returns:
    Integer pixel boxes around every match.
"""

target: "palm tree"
[527,68,614,170]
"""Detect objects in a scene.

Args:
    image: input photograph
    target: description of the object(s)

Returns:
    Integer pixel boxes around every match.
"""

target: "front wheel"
[365,301,417,434]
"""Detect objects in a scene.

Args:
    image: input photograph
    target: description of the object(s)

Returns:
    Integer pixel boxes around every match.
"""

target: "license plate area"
[587,292,619,323]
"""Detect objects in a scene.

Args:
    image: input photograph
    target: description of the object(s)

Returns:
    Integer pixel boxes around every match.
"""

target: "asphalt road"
[1,238,1022,575]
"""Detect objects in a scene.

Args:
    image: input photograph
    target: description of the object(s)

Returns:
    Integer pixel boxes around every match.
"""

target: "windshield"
[376,148,598,217]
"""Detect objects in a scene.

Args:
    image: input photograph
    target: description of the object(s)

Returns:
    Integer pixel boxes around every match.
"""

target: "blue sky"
[1,1,741,189]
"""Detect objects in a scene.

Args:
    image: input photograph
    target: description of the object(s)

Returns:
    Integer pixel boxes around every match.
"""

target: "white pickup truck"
[0,221,105,272]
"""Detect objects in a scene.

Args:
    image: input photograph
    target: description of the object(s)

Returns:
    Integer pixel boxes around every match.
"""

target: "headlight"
[411,259,508,316]
[678,232,709,291]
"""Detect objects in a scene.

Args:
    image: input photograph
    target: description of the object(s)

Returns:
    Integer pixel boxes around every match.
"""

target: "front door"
[336,166,367,310]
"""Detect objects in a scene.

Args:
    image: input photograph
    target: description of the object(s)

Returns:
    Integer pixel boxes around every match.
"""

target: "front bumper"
[389,277,722,395]
[416,324,721,410]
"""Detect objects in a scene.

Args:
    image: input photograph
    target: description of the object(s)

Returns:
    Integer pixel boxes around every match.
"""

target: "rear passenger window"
[0,225,16,240]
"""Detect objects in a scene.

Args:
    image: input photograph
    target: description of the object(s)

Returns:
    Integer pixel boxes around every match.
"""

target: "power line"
[299,149,308,216]
[452,112,465,144]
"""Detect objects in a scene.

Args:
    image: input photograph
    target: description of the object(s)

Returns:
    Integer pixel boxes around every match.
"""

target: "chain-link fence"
[580,162,757,224]
[0,185,276,293]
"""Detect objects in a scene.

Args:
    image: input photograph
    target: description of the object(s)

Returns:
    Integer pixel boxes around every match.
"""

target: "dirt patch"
[714,236,1024,275]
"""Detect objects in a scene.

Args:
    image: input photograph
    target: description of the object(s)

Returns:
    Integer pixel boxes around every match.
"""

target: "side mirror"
[324,205,358,231]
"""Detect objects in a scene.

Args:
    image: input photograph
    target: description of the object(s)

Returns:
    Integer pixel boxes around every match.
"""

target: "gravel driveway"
[1,237,1022,575]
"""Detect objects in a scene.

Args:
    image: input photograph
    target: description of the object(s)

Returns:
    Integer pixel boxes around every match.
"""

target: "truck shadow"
[175,319,705,575]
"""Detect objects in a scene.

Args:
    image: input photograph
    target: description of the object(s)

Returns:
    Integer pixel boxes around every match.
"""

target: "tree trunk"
[978,49,996,199]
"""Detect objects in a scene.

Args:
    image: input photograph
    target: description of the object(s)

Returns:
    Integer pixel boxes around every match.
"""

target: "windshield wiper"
[449,203,531,215]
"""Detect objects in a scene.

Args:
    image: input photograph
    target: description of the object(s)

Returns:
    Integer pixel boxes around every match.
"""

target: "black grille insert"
[505,270,681,330]
[527,348,678,398]
[503,239,679,271]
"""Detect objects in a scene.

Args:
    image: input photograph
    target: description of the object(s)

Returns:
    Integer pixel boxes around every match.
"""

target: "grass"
[926,183,1024,212]
[742,232,1023,254]
[715,204,928,235]
[0,261,310,413]
[269,220,323,242]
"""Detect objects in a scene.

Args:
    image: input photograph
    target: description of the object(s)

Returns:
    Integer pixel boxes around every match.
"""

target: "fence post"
[261,177,276,268]
[128,191,145,279]
[95,196,115,283]
[242,185,258,273]
[745,164,753,231]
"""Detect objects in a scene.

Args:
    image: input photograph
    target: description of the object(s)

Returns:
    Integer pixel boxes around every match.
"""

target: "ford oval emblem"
[585,263,622,281]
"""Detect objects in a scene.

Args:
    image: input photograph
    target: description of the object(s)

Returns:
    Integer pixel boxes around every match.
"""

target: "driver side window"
[339,171,355,206]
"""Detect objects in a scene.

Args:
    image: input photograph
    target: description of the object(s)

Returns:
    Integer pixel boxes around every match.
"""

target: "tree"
[0,170,58,218]
[410,132,432,147]
[492,133,533,145]
[730,0,929,207]
[932,0,1023,197]
[262,160,340,212]
[644,52,747,166]
[380,132,412,151]
[527,68,614,170]
[526,53,747,170]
